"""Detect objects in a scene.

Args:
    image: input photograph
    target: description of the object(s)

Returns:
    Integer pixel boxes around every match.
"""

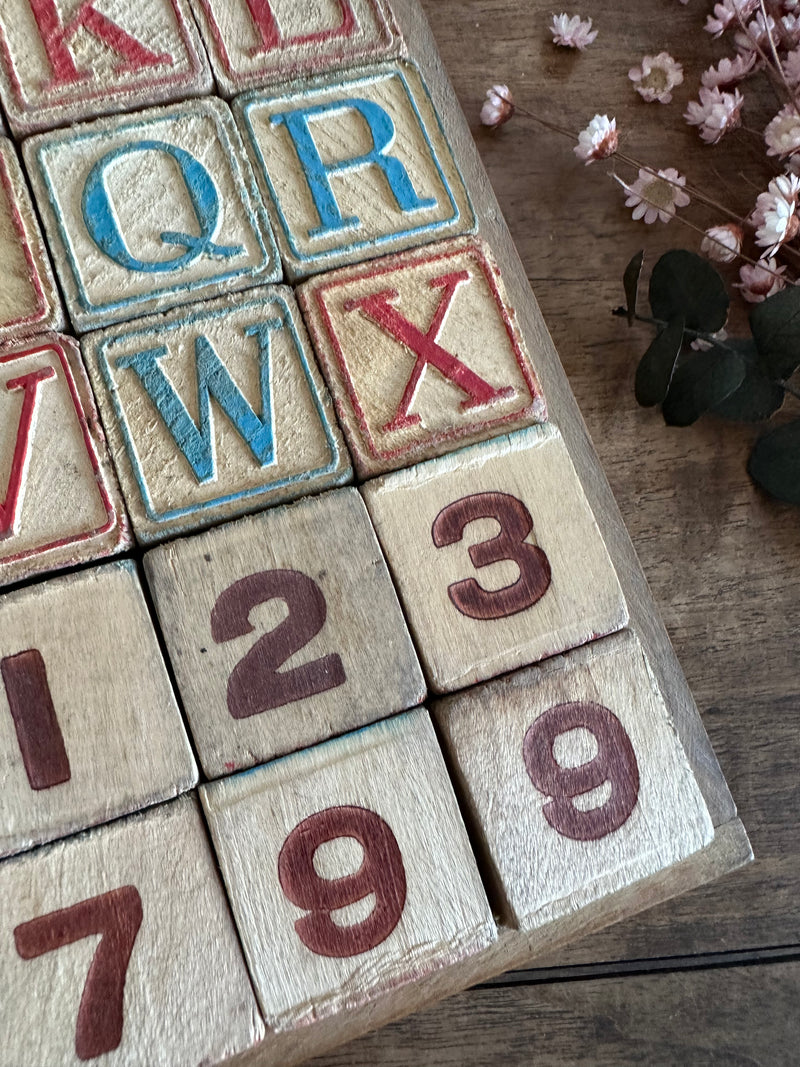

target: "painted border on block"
[0,148,49,334]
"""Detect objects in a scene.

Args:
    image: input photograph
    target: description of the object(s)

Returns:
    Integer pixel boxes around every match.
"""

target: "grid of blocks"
[0,3,740,1066]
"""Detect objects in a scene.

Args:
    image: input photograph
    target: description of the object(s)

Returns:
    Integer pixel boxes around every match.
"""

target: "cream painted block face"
[145,487,425,778]
[236,62,475,279]
[0,335,130,588]
[189,0,402,96]
[24,98,281,331]
[81,287,351,543]
[0,561,197,858]
[0,796,265,1066]
[201,709,496,1032]
[299,237,548,477]
[433,632,715,931]
[362,424,629,693]
[0,0,212,136]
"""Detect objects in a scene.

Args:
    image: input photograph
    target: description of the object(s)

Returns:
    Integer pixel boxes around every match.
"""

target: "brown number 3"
[523,701,640,841]
[432,491,551,620]
[278,805,406,959]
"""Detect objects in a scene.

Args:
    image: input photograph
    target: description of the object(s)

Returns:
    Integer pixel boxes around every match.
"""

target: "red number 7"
[14,886,143,1061]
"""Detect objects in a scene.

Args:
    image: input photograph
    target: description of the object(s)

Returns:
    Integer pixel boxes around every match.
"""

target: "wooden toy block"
[0,0,212,137]
[23,98,281,333]
[189,0,403,98]
[81,286,351,543]
[234,61,476,280]
[361,423,629,694]
[0,560,197,858]
[298,236,548,478]
[0,138,63,344]
[200,708,496,1033]
[0,334,130,588]
[145,486,425,778]
[0,794,265,1065]
[432,631,715,932]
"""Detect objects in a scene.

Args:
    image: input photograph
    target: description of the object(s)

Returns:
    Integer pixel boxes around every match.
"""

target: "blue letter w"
[116,320,279,484]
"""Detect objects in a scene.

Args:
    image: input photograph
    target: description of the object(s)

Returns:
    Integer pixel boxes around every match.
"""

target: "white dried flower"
[736,258,787,302]
[684,86,743,144]
[735,12,777,53]
[574,114,619,164]
[691,329,728,351]
[549,13,598,49]
[701,52,756,88]
[752,173,800,255]
[619,167,691,224]
[764,105,800,157]
[782,13,800,45]
[701,223,744,262]
[628,52,684,103]
[480,84,515,128]
[705,0,758,37]
[782,46,800,86]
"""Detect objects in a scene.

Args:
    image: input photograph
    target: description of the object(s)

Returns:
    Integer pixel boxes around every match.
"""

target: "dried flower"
[619,167,691,224]
[691,329,728,351]
[701,52,756,88]
[701,222,744,262]
[549,13,598,49]
[735,12,777,53]
[782,46,800,86]
[574,114,618,163]
[736,257,787,302]
[628,52,684,103]
[684,86,743,144]
[480,85,515,128]
[764,104,800,157]
[752,173,800,254]
[782,13,800,46]
[705,0,759,38]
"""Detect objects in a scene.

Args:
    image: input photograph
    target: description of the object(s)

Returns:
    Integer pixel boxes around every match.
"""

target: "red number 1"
[2,648,70,790]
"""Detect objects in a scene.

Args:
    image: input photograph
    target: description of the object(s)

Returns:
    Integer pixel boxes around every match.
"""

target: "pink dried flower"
[619,167,691,224]
[701,52,756,88]
[574,114,618,163]
[764,104,800,157]
[752,173,800,255]
[628,52,684,103]
[736,258,787,302]
[705,0,758,37]
[480,85,515,128]
[782,13,800,45]
[782,46,800,86]
[550,13,598,49]
[684,86,743,144]
[735,12,777,52]
[701,223,744,262]
[691,329,728,351]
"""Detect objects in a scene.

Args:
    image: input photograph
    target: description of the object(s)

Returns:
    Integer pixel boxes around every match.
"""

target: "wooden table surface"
[312,1,800,1063]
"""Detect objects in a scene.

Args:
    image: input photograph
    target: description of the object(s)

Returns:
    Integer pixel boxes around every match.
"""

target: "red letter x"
[345,271,514,433]
[0,366,56,540]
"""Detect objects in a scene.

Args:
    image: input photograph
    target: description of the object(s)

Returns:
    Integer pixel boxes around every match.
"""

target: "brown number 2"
[523,701,640,841]
[278,805,406,959]
[14,886,143,1061]
[432,491,551,620]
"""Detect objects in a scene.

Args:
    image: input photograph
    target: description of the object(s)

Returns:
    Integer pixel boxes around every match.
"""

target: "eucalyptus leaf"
[649,250,729,333]
[748,418,800,504]
[623,250,644,326]
[749,285,800,380]
[662,345,746,426]
[711,338,785,422]
[635,315,684,406]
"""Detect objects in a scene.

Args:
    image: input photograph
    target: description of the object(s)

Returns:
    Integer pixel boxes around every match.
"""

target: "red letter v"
[0,367,56,541]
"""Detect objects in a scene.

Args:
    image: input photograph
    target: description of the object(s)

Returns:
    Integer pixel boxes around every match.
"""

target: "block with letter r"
[235,62,476,280]
[81,287,351,544]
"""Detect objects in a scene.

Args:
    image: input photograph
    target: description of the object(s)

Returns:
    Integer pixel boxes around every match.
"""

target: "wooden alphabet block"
[361,424,629,693]
[235,61,475,280]
[432,631,715,931]
[200,708,496,1031]
[81,286,351,543]
[0,139,63,343]
[0,0,212,137]
[298,237,548,477]
[0,795,265,1065]
[144,487,425,777]
[24,98,281,332]
[189,0,403,98]
[0,560,197,858]
[0,334,130,588]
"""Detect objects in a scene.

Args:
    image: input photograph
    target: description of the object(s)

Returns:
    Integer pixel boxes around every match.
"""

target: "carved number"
[523,701,640,841]
[1,648,71,790]
[211,569,346,719]
[277,805,406,959]
[14,886,143,1061]
[431,491,551,620]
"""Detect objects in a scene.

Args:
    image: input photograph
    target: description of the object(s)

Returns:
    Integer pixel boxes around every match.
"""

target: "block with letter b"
[362,424,629,693]
[200,708,496,1031]
[235,62,475,280]
[432,632,715,931]
[0,795,265,1065]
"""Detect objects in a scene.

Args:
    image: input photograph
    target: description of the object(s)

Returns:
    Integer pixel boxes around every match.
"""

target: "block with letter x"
[299,237,548,476]
[81,286,351,543]
[235,61,475,279]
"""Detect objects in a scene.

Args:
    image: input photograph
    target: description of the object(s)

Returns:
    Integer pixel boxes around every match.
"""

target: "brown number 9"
[522,701,640,841]
[277,805,407,958]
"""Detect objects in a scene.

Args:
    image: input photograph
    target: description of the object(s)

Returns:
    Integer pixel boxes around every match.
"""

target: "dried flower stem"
[758,0,800,119]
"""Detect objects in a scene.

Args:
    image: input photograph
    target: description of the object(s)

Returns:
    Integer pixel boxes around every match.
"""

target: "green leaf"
[662,345,746,426]
[649,250,729,333]
[635,315,684,406]
[748,418,800,504]
[623,250,644,326]
[749,285,800,380]
[711,338,785,422]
